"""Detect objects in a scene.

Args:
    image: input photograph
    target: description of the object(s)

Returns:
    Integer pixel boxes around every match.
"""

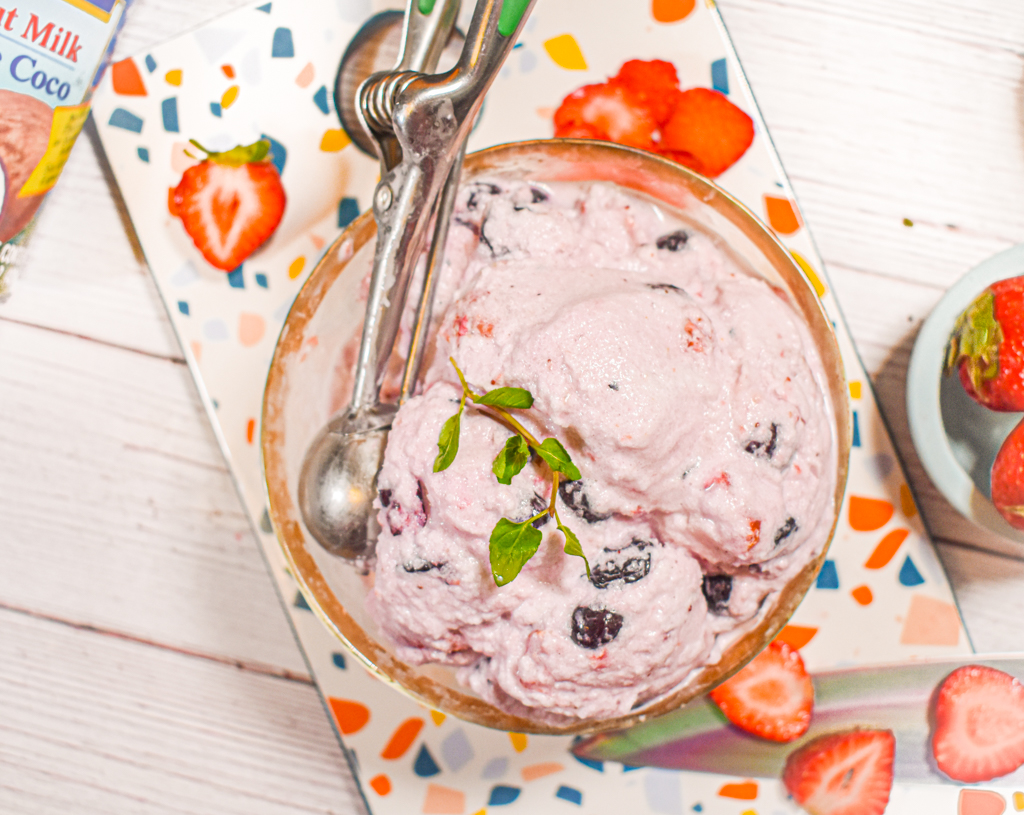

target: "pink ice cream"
[368,179,837,723]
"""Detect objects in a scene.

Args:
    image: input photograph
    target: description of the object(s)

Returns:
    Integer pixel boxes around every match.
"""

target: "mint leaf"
[474,387,534,409]
[492,434,530,485]
[489,517,543,586]
[558,520,590,579]
[536,437,581,481]
[433,404,464,472]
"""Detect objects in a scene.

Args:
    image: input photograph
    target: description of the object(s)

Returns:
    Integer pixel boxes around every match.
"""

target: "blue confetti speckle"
[210,102,222,117]
[227,266,244,288]
[482,757,507,779]
[272,27,294,58]
[693,805,703,813]
[331,652,346,669]
[293,591,311,610]
[313,85,330,114]
[441,729,473,772]
[255,273,269,289]
[520,49,537,73]
[556,786,582,805]
[161,97,180,133]
[144,54,157,73]
[177,301,189,316]
[211,399,219,409]
[203,318,229,341]
[571,753,603,772]
[108,108,143,133]
[259,508,272,533]
[261,134,287,174]
[137,147,150,163]
[338,196,359,228]
[256,1,272,11]
[413,744,441,777]
[488,785,521,806]
[711,58,729,94]
[852,410,861,447]
[816,559,839,589]
[899,556,925,587]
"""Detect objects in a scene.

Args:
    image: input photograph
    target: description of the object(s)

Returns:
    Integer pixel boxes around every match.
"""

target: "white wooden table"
[3,0,1024,811]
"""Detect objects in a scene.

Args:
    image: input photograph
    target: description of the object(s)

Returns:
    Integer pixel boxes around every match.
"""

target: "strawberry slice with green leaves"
[946,276,1024,411]
[932,664,1024,782]
[169,138,286,272]
[709,640,813,742]
[783,729,895,815]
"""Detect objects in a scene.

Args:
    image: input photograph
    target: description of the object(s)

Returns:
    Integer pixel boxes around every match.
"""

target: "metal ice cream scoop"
[297,0,535,559]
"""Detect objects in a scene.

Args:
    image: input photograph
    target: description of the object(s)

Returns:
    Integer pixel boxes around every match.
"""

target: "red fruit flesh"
[613,59,680,124]
[949,276,1024,411]
[783,729,895,815]
[659,87,754,177]
[932,664,1024,782]
[709,640,813,742]
[553,81,659,150]
[992,418,1024,531]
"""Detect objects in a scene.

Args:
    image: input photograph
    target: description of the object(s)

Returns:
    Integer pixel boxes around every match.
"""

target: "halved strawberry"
[932,664,1024,782]
[613,59,680,124]
[709,640,813,742]
[783,729,895,815]
[659,87,754,177]
[991,418,1024,530]
[170,138,286,271]
[553,81,658,150]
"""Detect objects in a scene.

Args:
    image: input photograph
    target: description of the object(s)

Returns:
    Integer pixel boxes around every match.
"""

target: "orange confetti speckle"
[381,717,424,759]
[190,341,202,362]
[165,69,183,86]
[295,61,315,88]
[369,774,391,796]
[900,483,918,518]
[327,697,370,734]
[288,256,306,279]
[543,34,587,71]
[221,64,235,79]
[851,585,874,605]
[422,784,465,815]
[521,761,564,781]
[864,528,910,569]
[774,624,818,650]
[238,312,265,347]
[221,85,239,109]
[718,780,758,800]
[320,128,351,152]
[111,58,147,96]
[848,495,894,531]
[849,381,862,399]
[430,710,446,726]
[900,594,961,646]
[652,0,695,22]
[791,250,826,297]
[245,418,256,444]
[509,732,528,752]
[309,233,325,251]
[1012,790,1023,810]
[764,195,802,235]
[958,788,1007,815]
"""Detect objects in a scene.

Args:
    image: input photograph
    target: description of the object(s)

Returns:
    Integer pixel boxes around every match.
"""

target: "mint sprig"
[435,358,590,586]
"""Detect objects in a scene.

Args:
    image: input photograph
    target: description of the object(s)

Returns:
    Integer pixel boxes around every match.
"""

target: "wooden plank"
[0,319,307,677]
[0,607,365,815]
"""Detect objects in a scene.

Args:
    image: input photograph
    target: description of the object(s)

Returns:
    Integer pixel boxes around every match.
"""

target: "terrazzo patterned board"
[89,0,991,811]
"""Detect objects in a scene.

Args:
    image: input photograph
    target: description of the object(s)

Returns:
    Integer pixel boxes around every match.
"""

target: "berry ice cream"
[368,179,837,723]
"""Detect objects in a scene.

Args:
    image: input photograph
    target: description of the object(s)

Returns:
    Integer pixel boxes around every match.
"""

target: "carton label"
[18,101,89,196]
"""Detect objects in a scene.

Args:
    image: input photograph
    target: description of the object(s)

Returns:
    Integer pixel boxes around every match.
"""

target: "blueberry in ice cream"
[366,178,837,722]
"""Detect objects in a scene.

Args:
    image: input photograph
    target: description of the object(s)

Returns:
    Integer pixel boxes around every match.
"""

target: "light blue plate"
[907,244,1024,544]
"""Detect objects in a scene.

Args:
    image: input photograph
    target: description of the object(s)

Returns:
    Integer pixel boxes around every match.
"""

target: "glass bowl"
[261,139,851,735]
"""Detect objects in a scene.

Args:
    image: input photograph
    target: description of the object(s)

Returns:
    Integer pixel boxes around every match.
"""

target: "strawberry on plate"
[932,664,1024,782]
[613,58,680,124]
[169,138,286,271]
[946,276,1024,411]
[553,81,659,150]
[709,640,813,742]
[659,87,755,178]
[783,729,895,815]
[991,418,1024,530]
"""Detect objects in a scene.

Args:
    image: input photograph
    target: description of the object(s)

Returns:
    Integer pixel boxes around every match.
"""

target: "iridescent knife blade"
[574,655,1024,783]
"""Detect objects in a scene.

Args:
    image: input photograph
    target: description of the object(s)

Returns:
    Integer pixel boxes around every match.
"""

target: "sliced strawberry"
[709,640,813,742]
[932,664,1024,782]
[170,138,286,271]
[783,729,895,815]
[991,418,1024,530]
[553,81,658,150]
[659,87,754,177]
[613,59,680,124]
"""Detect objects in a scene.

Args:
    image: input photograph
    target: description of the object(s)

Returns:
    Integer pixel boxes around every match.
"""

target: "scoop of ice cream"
[368,179,836,721]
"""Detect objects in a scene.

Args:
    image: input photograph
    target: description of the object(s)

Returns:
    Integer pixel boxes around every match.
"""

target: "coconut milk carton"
[0,0,126,298]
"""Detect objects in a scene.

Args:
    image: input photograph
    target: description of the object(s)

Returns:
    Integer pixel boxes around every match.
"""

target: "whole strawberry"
[991,417,1024,530]
[169,138,286,272]
[946,276,1024,411]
